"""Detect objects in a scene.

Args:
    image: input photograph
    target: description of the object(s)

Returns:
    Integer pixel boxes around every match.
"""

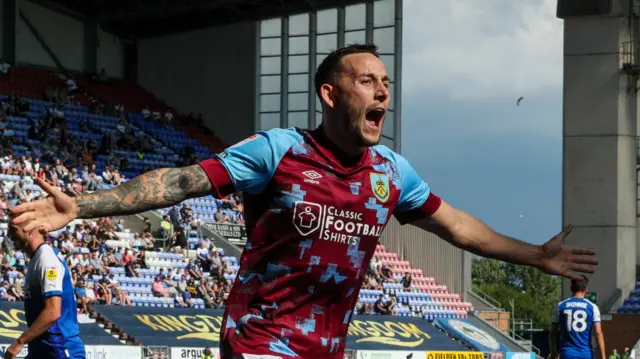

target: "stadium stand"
[0,65,476,348]
[618,279,640,313]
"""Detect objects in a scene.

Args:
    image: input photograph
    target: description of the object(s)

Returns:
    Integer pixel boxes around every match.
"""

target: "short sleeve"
[551,303,560,324]
[592,303,601,322]
[199,128,302,196]
[38,254,64,297]
[380,149,441,224]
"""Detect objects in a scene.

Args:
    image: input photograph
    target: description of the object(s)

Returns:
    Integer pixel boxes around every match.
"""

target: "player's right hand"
[10,178,77,234]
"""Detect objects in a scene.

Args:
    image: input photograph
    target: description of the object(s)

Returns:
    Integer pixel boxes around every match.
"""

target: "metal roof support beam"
[337,6,345,47]
[308,11,317,128]
[365,1,373,44]
[18,8,65,70]
[2,0,17,64]
[280,16,289,129]
[84,19,98,74]
[101,0,246,21]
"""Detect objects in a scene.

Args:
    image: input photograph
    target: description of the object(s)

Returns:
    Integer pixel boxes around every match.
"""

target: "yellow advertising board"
[426,352,485,359]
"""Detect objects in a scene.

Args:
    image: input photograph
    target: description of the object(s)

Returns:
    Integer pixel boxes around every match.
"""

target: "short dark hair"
[314,43,380,101]
[570,276,589,292]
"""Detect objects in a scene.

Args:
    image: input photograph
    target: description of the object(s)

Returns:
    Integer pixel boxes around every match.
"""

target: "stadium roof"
[32,0,368,38]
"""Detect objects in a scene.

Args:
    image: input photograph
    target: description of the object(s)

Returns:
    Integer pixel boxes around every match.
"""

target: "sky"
[400,0,564,244]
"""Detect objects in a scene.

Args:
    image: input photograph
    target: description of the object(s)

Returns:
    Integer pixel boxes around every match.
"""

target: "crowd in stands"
[0,65,470,323]
[0,154,420,317]
[0,86,245,312]
[0,160,240,312]
[355,257,415,316]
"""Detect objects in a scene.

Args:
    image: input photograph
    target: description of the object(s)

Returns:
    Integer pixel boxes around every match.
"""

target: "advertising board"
[171,346,220,359]
[96,305,468,351]
[0,344,142,358]
[357,350,426,359]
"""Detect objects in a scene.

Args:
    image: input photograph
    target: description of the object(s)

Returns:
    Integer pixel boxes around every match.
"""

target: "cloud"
[402,0,563,100]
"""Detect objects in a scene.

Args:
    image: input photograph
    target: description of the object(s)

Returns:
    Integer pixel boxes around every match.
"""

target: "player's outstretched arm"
[549,323,558,359]
[594,322,606,359]
[11,165,212,233]
[412,199,598,280]
[74,165,212,218]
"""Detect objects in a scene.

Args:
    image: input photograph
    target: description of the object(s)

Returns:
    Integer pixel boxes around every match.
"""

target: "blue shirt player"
[550,277,605,359]
[4,223,85,359]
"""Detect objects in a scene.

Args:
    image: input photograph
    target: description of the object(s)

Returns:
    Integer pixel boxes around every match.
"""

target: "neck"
[25,238,45,258]
[572,291,586,299]
[320,123,365,158]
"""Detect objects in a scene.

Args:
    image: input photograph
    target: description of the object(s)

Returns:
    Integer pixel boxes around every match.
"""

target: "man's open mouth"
[365,108,386,130]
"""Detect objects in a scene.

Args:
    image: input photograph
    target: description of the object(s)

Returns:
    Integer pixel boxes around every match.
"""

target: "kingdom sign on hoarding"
[95,306,469,351]
[0,302,120,345]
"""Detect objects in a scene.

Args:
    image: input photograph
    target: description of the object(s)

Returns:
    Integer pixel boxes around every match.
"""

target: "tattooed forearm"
[74,165,212,219]
[161,167,212,202]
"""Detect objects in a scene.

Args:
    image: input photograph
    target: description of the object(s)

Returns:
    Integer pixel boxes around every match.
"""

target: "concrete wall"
[97,25,124,79]
[561,14,638,309]
[0,0,4,60]
[380,217,471,296]
[0,0,126,76]
[16,0,84,70]
[137,21,257,144]
[601,315,640,352]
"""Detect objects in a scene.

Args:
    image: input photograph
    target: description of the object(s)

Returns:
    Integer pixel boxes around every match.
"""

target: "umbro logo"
[302,170,322,184]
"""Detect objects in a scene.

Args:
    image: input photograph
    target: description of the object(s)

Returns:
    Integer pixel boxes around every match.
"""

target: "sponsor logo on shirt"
[370,173,390,203]
[292,201,383,245]
[349,182,362,195]
[302,170,322,184]
[45,266,57,281]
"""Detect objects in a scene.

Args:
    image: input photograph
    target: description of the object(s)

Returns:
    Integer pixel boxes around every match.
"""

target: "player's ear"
[320,84,337,109]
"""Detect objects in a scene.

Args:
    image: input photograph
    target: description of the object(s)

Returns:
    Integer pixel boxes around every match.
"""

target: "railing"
[509,330,541,356]
[637,137,640,218]
[471,311,538,356]
[622,40,638,69]
[470,287,505,311]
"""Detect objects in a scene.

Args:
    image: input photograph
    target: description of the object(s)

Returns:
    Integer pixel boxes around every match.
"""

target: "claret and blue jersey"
[552,297,601,359]
[199,127,441,359]
[24,244,85,359]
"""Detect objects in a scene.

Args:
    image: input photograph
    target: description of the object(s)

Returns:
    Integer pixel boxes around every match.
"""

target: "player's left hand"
[537,225,598,280]
[4,340,24,359]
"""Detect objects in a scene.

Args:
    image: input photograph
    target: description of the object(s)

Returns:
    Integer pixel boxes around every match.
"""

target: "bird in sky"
[517,97,524,106]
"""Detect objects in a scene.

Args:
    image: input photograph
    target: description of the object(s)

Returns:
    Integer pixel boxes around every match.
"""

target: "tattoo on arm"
[75,165,212,219]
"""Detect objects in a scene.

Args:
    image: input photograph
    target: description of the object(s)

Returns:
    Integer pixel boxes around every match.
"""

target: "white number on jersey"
[563,309,588,332]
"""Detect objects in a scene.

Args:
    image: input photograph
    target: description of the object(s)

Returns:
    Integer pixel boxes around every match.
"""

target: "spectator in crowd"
[402,272,413,290]
[622,348,631,359]
[374,294,390,315]
[75,279,94,314]
[152,276,167,298]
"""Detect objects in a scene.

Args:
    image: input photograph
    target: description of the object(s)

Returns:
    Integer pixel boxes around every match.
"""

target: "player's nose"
[374,83,389,103]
